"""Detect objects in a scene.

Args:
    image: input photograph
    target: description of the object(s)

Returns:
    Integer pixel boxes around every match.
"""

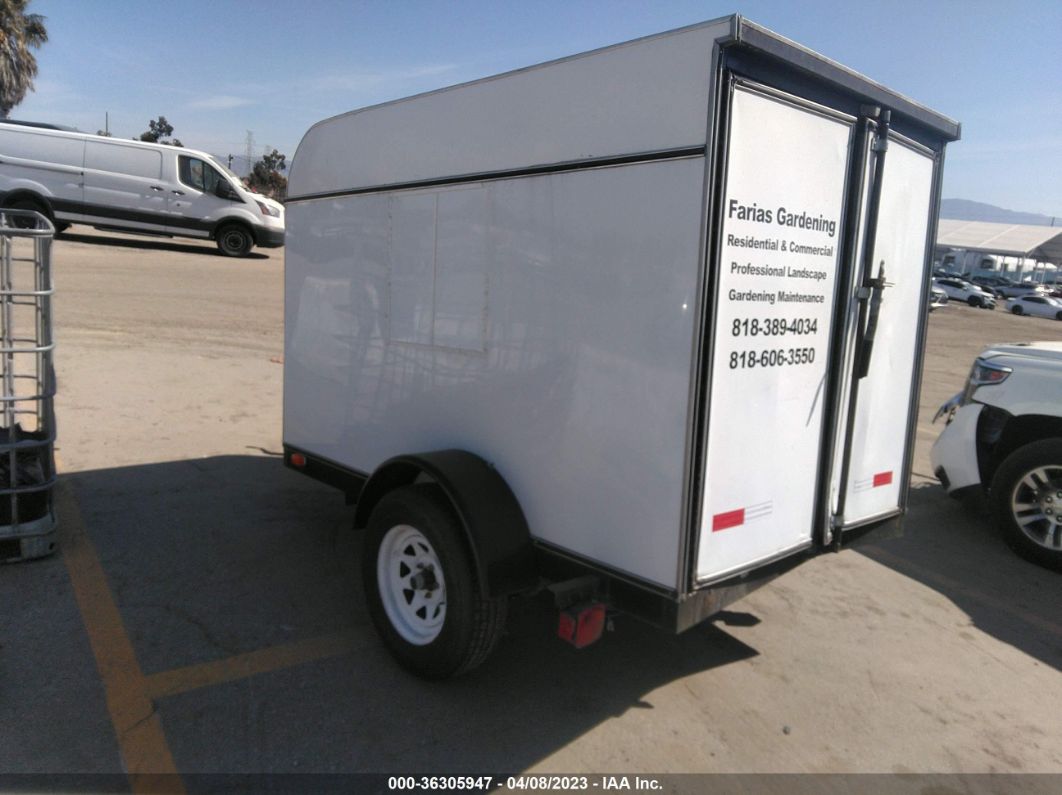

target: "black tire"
[967,296,980,307]
[1012,305,1024,315]
[215,223,254,257]
[1056,311,1062,321]
[362,484,507,679]
[990,439,1062,572]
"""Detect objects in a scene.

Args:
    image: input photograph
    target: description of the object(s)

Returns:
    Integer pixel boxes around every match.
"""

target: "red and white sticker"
[853,470,894,493]
[712,500,773,532]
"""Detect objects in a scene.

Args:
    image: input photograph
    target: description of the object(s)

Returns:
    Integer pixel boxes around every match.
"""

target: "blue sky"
[14,0,1062,216]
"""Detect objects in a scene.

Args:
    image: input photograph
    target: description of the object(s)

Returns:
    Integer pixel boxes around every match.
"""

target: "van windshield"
[208,156,243,184]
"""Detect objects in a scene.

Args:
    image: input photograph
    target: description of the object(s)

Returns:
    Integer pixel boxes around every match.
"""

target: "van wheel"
[215,224,254,257]
[3,198,46,230]
[1012,305,1024,315]
[990,439,1062,572]
[362,484,507,679]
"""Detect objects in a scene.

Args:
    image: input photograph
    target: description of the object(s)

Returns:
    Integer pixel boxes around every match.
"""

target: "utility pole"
[244,131,255,175]
[104,111,109,136]
[227,154,233,170]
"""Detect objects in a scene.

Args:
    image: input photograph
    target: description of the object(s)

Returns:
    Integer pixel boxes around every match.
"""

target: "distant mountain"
[941,198,1060,227]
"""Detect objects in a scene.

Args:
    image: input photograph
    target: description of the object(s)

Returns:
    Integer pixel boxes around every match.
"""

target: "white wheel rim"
[377,525,447,645]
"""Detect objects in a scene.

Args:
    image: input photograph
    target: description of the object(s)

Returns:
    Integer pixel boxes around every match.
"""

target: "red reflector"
[558,603,606,649]
[712,508,745,532]
[873,471,893,488]
[290,453,307,468]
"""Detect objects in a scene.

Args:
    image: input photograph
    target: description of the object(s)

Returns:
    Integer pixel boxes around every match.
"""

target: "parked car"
[932,277,996,308]
[932,342,1062,571]
[969,276,1006,298]
[928,285,949,311]
[1004,294,1062,319]
[1004,284,1049,299]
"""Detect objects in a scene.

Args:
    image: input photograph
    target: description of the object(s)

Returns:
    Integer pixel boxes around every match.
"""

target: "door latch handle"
[150,185,164,192]
[171,190,185,196]
[856,260,887,379]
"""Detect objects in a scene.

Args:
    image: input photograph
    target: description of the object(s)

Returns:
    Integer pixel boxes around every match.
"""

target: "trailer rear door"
[695,82,855,583]
[830,134,937,529]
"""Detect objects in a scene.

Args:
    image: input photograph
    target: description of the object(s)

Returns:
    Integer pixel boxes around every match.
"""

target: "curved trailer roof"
[937,219,1062,265]
[288,14,960,201]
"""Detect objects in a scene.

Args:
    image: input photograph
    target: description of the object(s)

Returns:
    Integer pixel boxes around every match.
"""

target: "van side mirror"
[216,181,238,200]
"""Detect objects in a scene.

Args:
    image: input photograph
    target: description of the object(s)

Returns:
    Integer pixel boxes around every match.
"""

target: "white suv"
[931,342,1062,570]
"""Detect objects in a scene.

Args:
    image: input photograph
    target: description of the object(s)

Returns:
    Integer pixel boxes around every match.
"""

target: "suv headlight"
[961,357,1011,405]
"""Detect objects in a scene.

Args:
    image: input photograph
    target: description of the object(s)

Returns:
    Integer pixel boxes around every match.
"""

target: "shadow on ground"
[858,482,1062,672]
[57,231,270,259]
[61,455,758,774]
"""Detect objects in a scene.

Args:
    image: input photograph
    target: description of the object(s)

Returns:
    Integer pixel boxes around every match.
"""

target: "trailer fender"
[355,450,538,598]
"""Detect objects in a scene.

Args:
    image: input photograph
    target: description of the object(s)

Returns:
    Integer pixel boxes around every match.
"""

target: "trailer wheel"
[362,484,507,679]
[990,438,1062,572]
[215,223,254,257]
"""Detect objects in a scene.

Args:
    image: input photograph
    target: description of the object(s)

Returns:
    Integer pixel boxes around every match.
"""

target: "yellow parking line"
[57,472,186,794]
[866,545,1062,639]
[144,630,361,700]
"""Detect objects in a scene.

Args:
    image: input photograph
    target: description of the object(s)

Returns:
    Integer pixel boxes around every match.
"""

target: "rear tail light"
[557,602,607,649]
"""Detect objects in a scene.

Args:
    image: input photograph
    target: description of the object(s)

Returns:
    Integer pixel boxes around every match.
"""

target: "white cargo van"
[0,122,284,256]
[283,15,960,678]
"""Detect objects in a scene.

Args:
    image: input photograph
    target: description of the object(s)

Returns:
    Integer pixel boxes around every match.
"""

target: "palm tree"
[0,0,47,119]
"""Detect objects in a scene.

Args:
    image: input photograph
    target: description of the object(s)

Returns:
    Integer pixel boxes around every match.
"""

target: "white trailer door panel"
[834,137,936,526]
[696,85,853,582]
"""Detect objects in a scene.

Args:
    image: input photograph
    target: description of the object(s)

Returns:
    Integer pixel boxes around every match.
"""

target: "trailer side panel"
[285,157,706,588]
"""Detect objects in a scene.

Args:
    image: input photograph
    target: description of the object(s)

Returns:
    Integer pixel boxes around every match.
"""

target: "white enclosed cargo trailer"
[283,15,960,678]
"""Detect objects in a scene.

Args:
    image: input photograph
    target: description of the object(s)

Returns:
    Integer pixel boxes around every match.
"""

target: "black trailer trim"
[719,34,958,151]
[284,146,708,204]
[283,444,368,500]
[676,40,728,598]
[536,538,811,633]
[285,441,810,633]
[727,17,960,144]
[815,116,874,545]
[898,138,946,515]
[681,49,732,597]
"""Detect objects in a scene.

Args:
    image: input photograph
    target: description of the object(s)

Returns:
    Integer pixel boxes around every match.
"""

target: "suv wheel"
[991,439,1062,571]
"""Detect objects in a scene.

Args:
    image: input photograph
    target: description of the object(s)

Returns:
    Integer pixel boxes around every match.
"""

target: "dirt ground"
[2,228,1061,788]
